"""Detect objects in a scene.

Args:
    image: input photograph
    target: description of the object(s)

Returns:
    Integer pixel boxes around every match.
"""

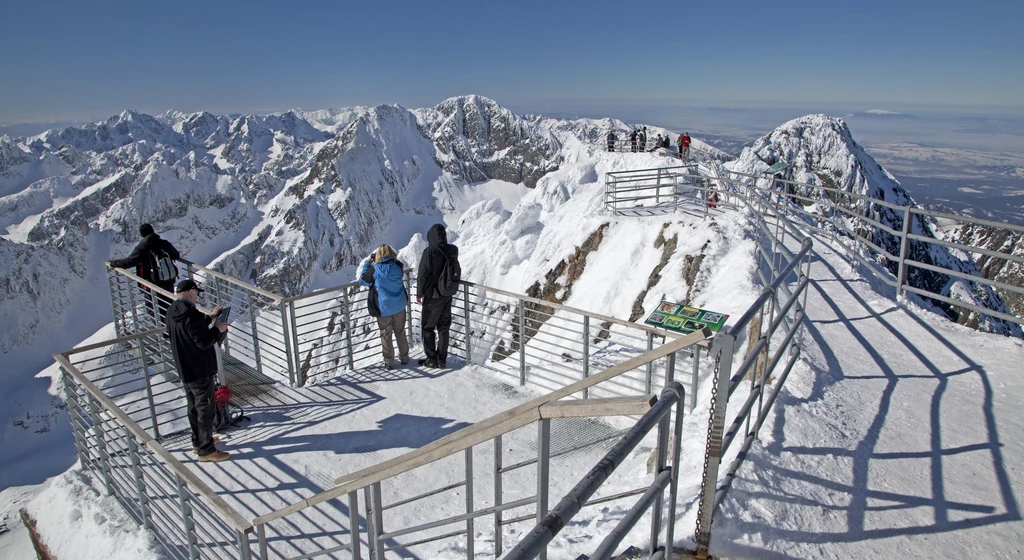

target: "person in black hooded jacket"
[109,223,182,318]
[416,224,460,368]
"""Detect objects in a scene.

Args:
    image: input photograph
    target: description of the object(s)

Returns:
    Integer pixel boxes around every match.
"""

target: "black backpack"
[436,252,462,298]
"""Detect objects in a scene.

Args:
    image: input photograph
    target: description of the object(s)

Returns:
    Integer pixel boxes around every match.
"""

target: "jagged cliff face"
[416,95,562,188]
[252,105,442,296]
[727,115,1021,337]
[949,224,1024,321]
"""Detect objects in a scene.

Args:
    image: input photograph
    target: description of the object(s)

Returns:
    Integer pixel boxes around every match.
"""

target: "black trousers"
[184,375,218,455]
[421,297,453,363]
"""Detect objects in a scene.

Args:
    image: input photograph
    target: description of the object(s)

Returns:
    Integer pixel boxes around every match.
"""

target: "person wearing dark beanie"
[109,223,182,321]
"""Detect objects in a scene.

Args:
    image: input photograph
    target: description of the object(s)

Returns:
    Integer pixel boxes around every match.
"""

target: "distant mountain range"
[0,96,1019,358]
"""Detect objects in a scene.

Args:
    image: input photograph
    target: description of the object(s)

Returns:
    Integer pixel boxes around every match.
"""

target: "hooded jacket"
[358,256,409,317]
[110,233,181,287]
[417,224,459,300]
[165,299,224,383]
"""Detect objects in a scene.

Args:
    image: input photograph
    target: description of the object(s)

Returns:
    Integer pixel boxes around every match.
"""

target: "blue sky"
[1,0,1021,124]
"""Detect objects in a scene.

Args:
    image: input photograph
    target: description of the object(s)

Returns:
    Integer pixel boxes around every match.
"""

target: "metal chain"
[694,349,722,550]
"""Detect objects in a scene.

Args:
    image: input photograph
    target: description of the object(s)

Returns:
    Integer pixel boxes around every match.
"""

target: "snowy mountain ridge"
[2,101,1020,359]
[726,114,1020,336]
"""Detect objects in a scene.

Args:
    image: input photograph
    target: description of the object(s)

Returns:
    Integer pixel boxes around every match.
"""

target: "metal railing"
[506,382,687,560]
[105,263,708,409]
[55,331,255,560]
[715,169,1024,330]
[603,164,1024,331]
[249,330,708,560]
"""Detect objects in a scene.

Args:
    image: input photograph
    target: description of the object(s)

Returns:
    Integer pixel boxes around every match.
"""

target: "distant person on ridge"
[606,130,617,152]
[650,134,663,152]
[109,223,181,318]
[358,243,410,371]
[678,132,691,161]
[639,127,647,151]
[629,129,638,152]
[416,224,461,369]
[165,279,230,463]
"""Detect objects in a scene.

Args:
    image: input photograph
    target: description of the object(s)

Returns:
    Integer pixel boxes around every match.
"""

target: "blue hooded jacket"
[357,256,408,317]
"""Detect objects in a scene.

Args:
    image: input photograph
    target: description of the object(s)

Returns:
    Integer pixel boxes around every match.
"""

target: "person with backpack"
[165,279,230,463]
[358,243,410,370]
[606,130,617,152]
[109,223,181,316]
[416,224,461,369]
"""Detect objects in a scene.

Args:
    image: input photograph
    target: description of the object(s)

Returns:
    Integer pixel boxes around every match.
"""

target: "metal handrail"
[54,351,253,534]
[254,327,709,526]
[506,382,687,560]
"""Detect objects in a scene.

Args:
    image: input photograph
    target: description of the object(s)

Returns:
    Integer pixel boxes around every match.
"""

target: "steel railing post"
[248,294,264,377]
[650,407,670,558]
[690,346,700,412]
[536,418,551,560]
[665,384,686,558]
[897,206,913,297]
[695,332,735,556]
[257,523,268,560]
[518,299,526,386]
[349,491,362,560]
[465,448,475,559]
[463,284,472,363]
[279,303,297,386]
[342,288,355,372]
[88,398,114,496]
[288,301,302,386]
[236,529,253,560]
[370,483,385,560]
[582,316,590,399]
[127,435,152,530]
[656,168,662,205]
[364,486,377,560]
[175,474,200,560]
[494,434,503,559]
[405,274,415,344]
[107,268,123,338]
[134,335,162,439]
[645,332,654,394]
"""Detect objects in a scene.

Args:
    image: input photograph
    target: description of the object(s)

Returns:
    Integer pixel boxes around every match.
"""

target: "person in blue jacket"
[358,244,410,370]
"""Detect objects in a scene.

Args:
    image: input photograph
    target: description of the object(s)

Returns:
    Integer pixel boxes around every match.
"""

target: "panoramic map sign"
[644,301,730,335]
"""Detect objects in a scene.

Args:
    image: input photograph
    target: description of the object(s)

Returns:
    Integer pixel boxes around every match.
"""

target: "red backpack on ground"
[213,385,249,432]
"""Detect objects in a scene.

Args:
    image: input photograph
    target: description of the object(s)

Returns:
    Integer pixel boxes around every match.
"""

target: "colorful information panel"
[644,301,729,335]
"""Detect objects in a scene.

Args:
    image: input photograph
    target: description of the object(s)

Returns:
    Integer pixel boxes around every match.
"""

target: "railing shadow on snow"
[709,236,1020,554]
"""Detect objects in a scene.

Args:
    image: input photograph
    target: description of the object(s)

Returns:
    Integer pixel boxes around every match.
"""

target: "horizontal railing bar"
[382,481,466,511]
[183,260,284,302]
[381,529,466,553]
[905,259,1024,296]
[906,233,1024,265]
[379,496,536,541]
[902,285,1024,325]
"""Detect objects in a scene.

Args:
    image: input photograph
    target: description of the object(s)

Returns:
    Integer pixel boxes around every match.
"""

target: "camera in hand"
[216,306,231,324]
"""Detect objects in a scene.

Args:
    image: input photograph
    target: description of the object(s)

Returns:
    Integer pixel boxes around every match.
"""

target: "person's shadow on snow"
[330,413,472,454]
